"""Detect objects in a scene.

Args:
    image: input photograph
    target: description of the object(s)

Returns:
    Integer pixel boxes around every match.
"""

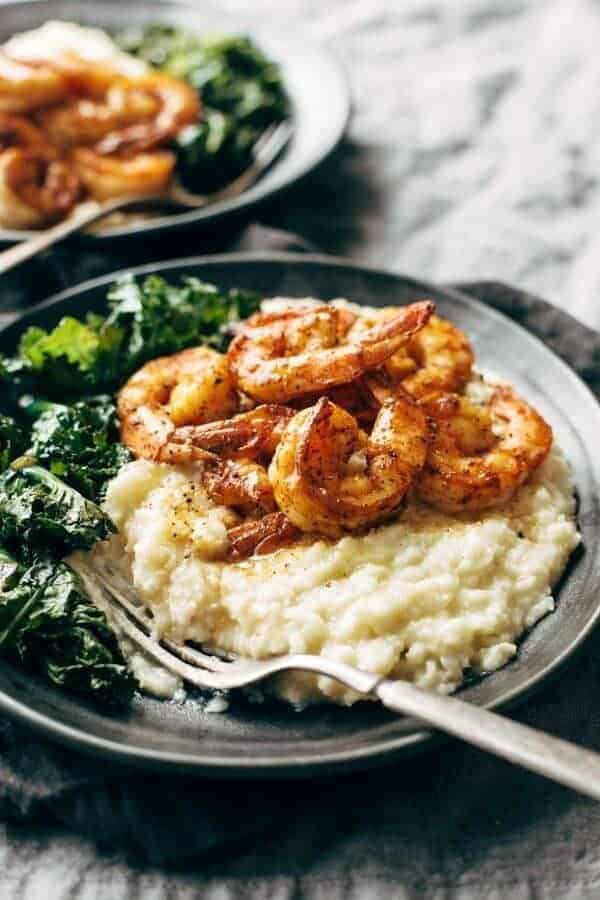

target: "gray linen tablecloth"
[3,1,600,897]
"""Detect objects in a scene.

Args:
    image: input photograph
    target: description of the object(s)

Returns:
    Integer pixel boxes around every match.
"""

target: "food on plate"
[0,21,289,228]
[0,52,68,113]
[0,278,580,709]
[417,387,553,512]
[70,147,176,202]
[118,346,238,463]
[0,146,82,228]
[37,61,200,153]
[0,546,135,707]
[227,301,435,403]
[357,313,475,400]
[0,51,199,222]
[115,24,289,193]
[269,394,430,536]
[0,112,46,150]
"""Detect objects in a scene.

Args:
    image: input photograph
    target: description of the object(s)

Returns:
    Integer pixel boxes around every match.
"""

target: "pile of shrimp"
[117,297,553,561]
[0,51,200,227]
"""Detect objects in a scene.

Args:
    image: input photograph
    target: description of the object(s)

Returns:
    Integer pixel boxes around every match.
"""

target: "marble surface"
[266,0,600,332]
[3,0,600,897]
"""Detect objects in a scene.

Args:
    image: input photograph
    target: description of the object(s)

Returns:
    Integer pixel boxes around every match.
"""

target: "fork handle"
[377,679,600,800]
[0,197,146,276]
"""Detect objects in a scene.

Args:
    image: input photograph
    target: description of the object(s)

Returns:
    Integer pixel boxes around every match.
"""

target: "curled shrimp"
[228,512,300,561]
[71,147,175,200]
[416,386,553,512]
[172,405,295,463]
[0,112,45,151]
[290,378,382,429]
[269,394,430,537]
[351,312,474,402]
[202,459,277,517]
[228,300,435,404]
[39,60,200,153]
[118,346,239,464]
[0,147,82,228]
[0,53,68,113]
[94,70,201,155]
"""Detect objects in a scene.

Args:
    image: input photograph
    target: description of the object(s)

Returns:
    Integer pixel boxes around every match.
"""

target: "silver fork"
[0,121,292,277]
[73,556,600,801]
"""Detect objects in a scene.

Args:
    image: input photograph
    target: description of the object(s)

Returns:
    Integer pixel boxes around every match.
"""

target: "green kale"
[23,396,132,503]
[0,465,115,554]
[0,546,135,708]
[0,275,261,401]
[0,414,26,472]
[105,273,261,367]
[16,315,123,396]
[116,26,289,192]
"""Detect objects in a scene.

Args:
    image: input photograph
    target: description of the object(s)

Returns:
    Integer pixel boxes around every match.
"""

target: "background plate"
[0,253,598,777]
[0,0,350,242]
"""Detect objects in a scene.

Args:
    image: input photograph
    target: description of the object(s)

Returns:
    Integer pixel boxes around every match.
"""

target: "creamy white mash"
[3,20,146,75]
[96,434,579,706]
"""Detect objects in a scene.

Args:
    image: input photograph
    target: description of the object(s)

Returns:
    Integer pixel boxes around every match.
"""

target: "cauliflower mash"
[97,435,579,706]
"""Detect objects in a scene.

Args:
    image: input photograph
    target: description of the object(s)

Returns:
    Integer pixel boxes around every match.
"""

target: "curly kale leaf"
[0,414,26,472]
[16,315,123,396]
[0,547,135,708]
[0,465,115,554]
[0,275,262,401]
[105,273,261,367]
[23,396,132,503]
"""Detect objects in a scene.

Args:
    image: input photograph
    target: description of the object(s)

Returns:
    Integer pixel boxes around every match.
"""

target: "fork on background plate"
[0,121,293,277]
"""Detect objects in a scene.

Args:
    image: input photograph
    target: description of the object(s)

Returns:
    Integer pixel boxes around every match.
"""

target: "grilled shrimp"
[228,300,434,404]
[0,147,81,228]
[0,112,45,150]
[416,386,553,512]
[39,61,200,153]
[172,405,295,462]
[351,312,474,402]
[71,147,175,200]
[228,512,300,561]
[269,394,430,537]
[202,459,277,517]
[94,70,200,155]
[0,53,68,113]
[118,346,239,464]
[290,378,382,429]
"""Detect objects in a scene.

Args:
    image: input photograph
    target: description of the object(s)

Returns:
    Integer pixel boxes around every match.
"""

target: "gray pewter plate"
[0,0,350,243]
[0,253,598,778]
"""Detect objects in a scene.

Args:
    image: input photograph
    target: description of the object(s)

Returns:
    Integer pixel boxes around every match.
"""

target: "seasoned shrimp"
[39,60,200,153]
[351,312,474,402]
[0,112,45,150]
[94,70,200,155]
[202,459,277,517]
[0,53,68,113]
[269,394,430,537]
[172,405,295,462]
[118,346,239,464]
[0,147,81,228]
[416,386,553,512]
[71,147,175,200]
[228,512,300,561]
[290,379,381,428]
[228,300,434,404]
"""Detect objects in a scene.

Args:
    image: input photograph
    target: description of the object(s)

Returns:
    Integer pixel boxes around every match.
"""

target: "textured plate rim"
[0,251,598,777]
[0,0,351,243]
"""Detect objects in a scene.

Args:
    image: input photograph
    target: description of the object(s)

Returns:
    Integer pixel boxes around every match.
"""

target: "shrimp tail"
[228,512,300,560]
[353,300,435,367]
[172,405,295,462]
